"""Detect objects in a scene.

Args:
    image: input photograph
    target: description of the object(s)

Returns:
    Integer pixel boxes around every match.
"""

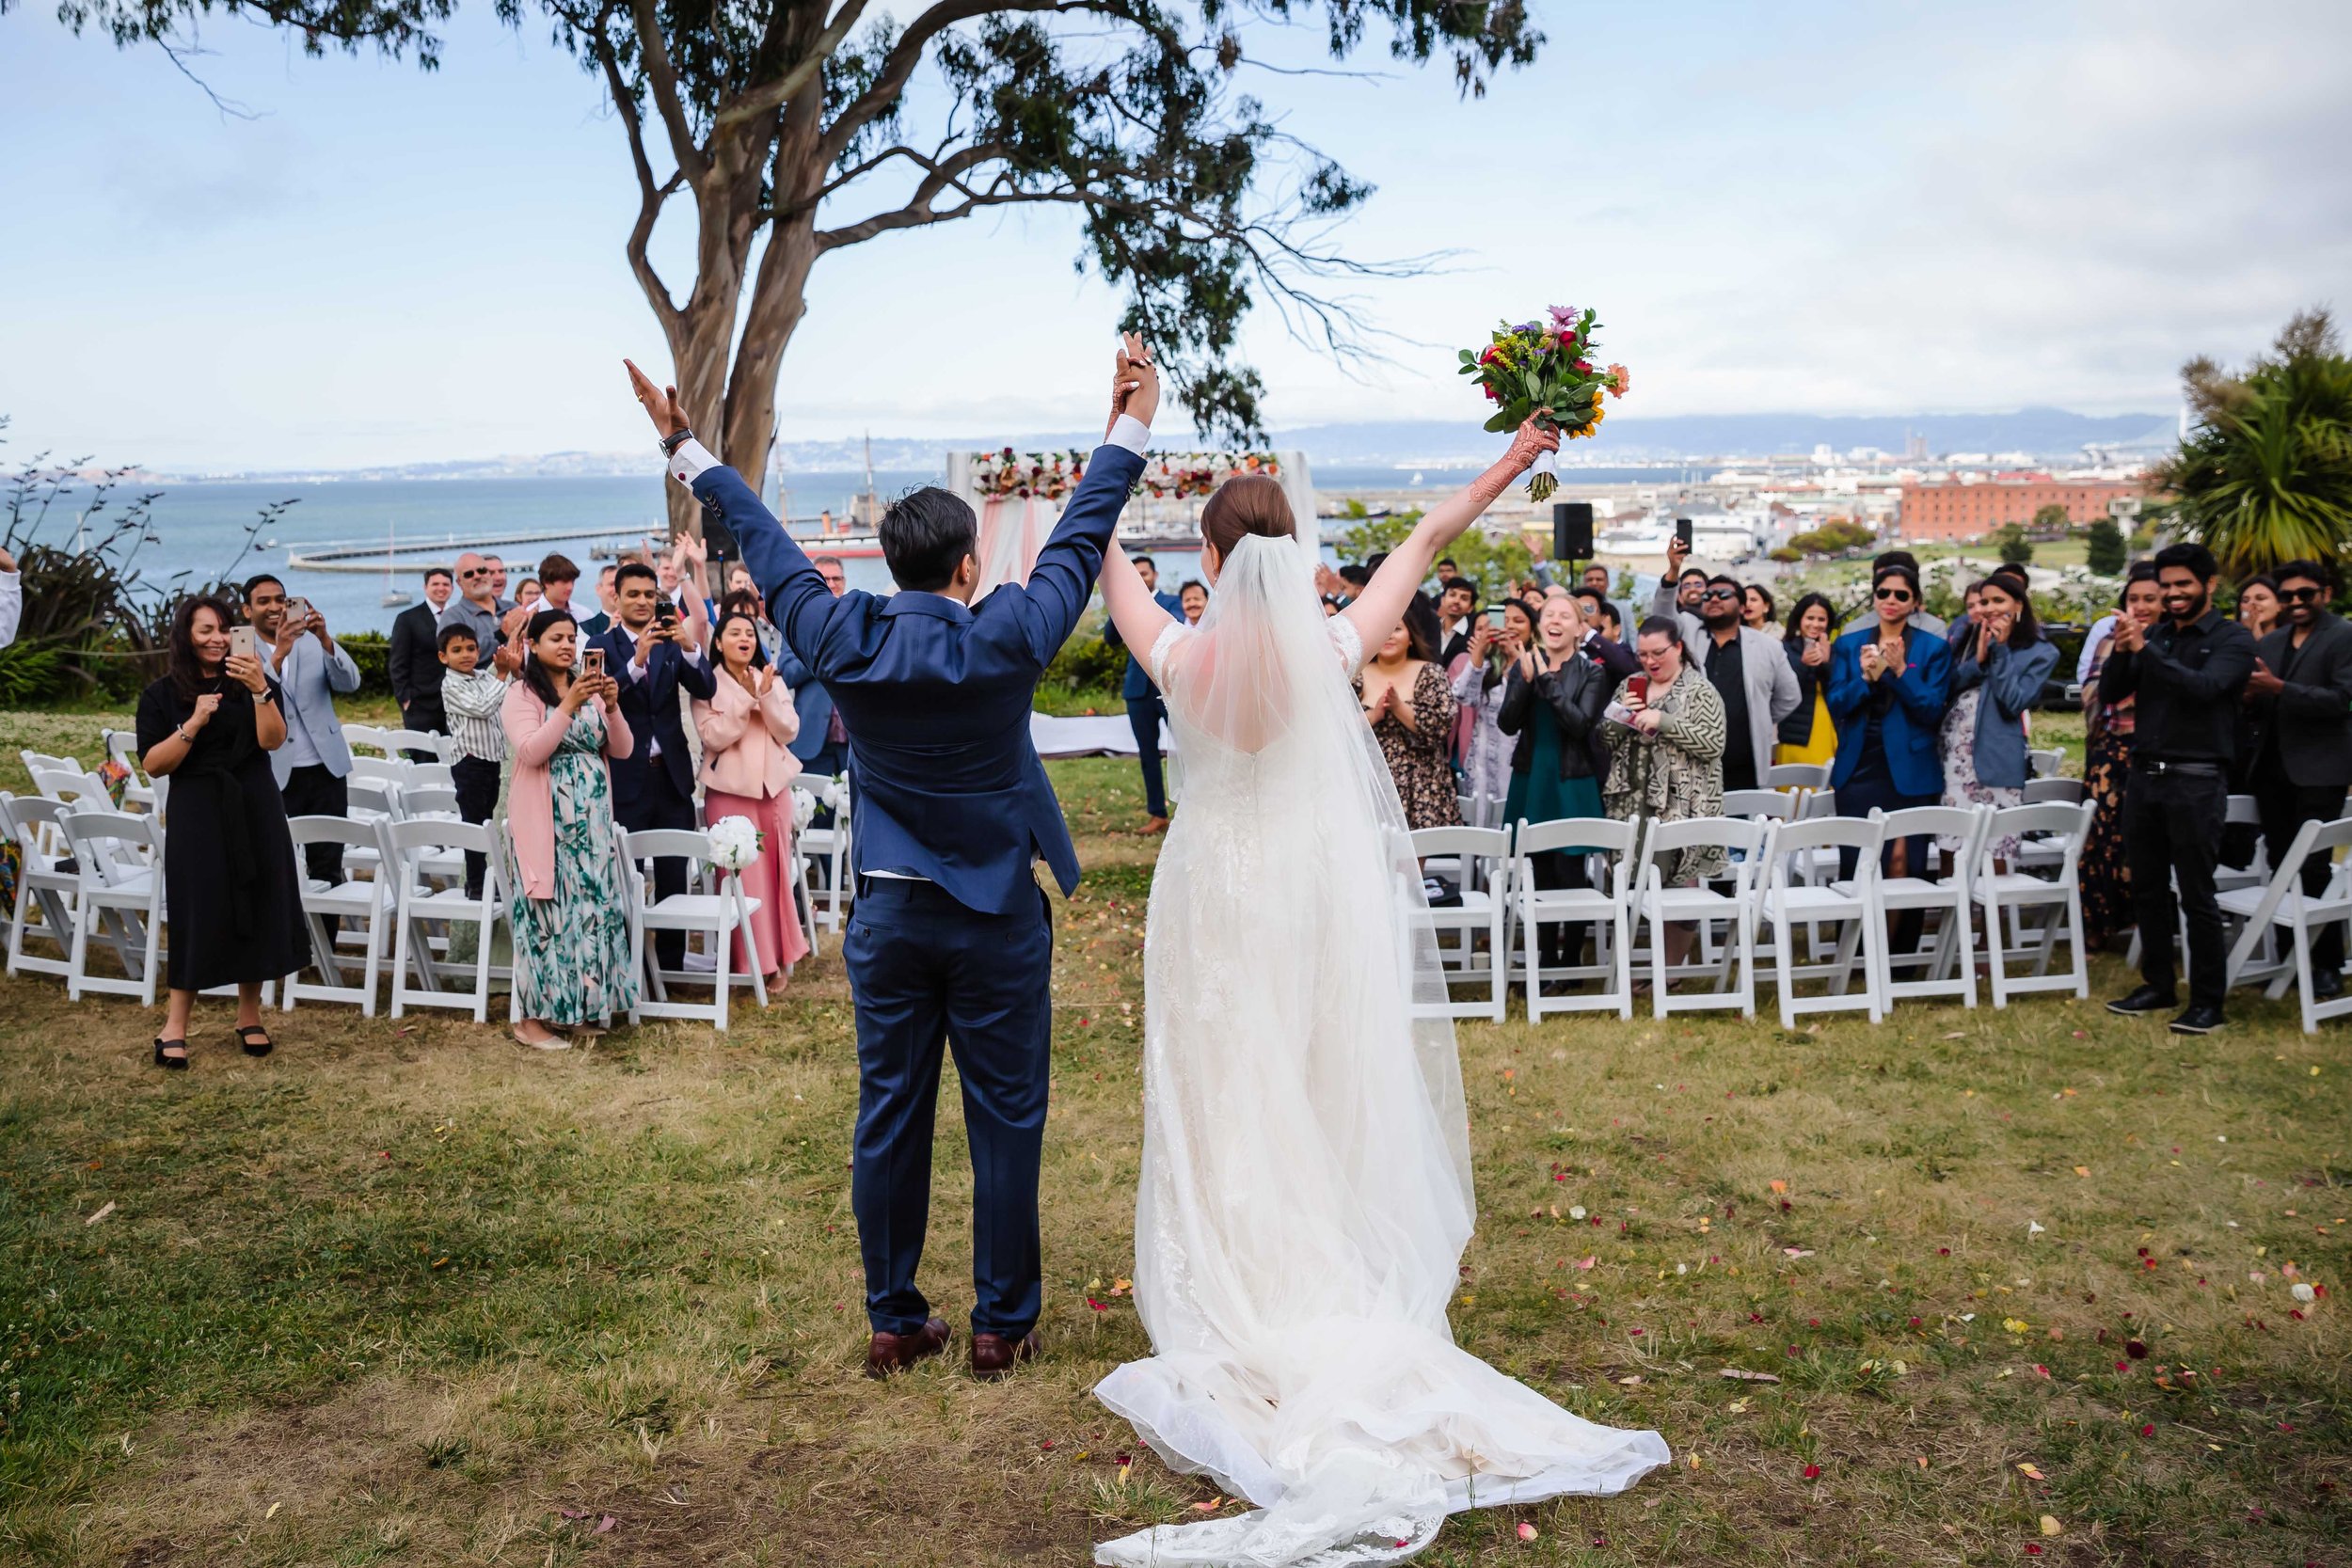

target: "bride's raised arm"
[1102,538,1183,668]
[1341,418,1559,654]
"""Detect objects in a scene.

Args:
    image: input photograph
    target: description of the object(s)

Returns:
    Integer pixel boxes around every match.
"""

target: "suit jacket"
[266,632,360,787]
[1947,634,2060,789]
[1645,579,1707,650]
[1825,622,1951,798]
[692,671,802,800]
[1578,631,1640,775]
[594,623,719,808]
[1104,589,1184,701]
[704,439,1148,915]
[2251,611,2352,788]
[388,601,447,729]
[774,647,838,764]
[1699,625,1804,785]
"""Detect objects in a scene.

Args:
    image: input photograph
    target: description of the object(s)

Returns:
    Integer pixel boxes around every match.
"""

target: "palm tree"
[2152,309,2352,580]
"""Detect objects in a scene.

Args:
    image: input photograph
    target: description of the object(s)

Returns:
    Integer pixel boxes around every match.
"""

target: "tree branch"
[714,0,870,131]
[156,33,264,120]
[595,11,685,340]
[627,0,710,185]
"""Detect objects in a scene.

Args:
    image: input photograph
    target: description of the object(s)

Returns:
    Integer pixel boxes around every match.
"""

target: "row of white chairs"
[1410,800,2098,1026]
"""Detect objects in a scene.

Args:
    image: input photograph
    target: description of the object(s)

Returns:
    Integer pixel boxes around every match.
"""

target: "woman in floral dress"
[1450,599,1534,824]
[1355,598,1460,831]
[2079,574,2163,949]
[500,609,639,1048]
[1939,571,2058,867]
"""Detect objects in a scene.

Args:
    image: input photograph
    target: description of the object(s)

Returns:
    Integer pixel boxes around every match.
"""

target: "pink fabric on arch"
[501,681,633,901]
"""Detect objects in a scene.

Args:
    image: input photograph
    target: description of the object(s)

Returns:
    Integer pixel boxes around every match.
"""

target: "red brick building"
[1898,476,2145,541]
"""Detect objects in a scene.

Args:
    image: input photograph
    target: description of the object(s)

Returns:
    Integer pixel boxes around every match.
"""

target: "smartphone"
[583,646,606,678]
[1628,673,1649,704]
[1486,606,1507,628]
[1674,517,1692,549]
[229,625,258,663]
[655,601,680,629]
[286,596,311,628]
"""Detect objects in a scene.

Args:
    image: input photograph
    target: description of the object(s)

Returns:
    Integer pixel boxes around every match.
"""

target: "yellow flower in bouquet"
[1457,305,1629,501]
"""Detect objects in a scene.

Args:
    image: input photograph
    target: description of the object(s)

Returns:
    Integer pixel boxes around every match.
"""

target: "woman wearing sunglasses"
[1826,562,1952,888]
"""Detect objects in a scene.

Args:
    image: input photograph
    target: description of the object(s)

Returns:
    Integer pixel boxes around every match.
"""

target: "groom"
[628,341,1157,1379]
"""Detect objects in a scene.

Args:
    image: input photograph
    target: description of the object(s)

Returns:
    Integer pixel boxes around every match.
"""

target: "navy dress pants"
[844,877,1054,1339]
[1126,695,1169,818]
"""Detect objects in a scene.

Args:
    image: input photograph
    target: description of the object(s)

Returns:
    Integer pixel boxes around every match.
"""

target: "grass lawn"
[0,706,2345,1567]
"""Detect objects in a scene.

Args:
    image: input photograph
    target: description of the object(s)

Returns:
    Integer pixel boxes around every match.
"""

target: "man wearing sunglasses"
[2100,542,2256,1035]
[1696,574,1800,793]
[437,552,526,677]
[2242,559,2352,1001]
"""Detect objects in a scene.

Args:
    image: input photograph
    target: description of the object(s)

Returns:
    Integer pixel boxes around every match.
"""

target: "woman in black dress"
[135,595,307,1068]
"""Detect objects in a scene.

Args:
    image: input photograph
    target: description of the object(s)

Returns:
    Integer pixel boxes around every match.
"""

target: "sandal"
[234,1024,275,1058]
[152,1037,189,1070]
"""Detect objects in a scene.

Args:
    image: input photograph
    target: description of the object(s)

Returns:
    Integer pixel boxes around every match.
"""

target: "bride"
[1089,420,1670,1567]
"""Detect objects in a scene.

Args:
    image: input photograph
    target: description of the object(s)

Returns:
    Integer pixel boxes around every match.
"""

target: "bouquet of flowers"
[705,815,764,873]
[1458,304,1630,502]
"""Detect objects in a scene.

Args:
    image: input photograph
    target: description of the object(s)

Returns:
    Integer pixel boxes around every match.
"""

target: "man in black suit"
[2245,557,2352,999]
[388,566,454,755]
[1435,578,1477,666]
[594,560,718,970]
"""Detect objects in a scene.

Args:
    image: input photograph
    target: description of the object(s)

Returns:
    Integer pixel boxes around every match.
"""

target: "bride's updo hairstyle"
[1201,476,1296,560]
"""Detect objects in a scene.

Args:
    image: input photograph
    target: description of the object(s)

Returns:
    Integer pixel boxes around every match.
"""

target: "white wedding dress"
[1093,535,1669,1568]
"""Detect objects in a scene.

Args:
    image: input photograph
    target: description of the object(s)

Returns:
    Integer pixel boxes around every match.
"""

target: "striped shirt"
[441,668,510,763]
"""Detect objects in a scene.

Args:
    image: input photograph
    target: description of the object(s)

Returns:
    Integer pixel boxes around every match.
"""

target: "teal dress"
[503,705,638,1026]
[1502,697,1607,850]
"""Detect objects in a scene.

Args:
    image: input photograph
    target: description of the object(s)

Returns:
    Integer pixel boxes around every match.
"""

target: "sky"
[1,0,2346,469]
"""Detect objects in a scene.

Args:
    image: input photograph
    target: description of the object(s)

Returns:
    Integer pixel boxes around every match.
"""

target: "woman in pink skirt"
[692,610,811,990]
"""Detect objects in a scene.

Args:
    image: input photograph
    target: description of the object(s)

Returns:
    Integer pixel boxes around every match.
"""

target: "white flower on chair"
[706,815,762,872]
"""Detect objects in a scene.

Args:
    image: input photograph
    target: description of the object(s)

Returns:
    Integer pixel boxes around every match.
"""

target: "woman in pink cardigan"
[500,609,637,1049]
[693,610,810,990]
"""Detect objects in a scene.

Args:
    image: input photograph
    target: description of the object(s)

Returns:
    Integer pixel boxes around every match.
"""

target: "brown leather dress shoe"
[866,1317,950,1379]
[1142,816,1169,834]
[969,1329,1041,1380]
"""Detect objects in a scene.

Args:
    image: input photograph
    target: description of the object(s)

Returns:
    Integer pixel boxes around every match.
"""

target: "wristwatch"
[660,427,695,457]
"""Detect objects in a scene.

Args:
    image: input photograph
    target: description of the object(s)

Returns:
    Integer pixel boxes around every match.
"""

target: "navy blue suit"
[595,622,718,967]
[1825,622,1951,878]
[693,437,1146,1341]
[1104,587,1183,817]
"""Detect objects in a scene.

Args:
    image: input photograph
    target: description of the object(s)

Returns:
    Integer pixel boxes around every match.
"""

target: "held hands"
[625,359,691,440]
[225,653,267,693]
[1106,331,1160,436]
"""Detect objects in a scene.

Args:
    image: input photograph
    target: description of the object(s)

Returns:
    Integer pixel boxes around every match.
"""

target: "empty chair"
[2215,795,2268,895]
[1633,816,1770,1019]
[349,755,413,789]
[28,764,114,814]
[1851,804,1987,1009]
[282,816,398,1015]
[796,777,852,936]
[622,827,766,1030]
[399,784,462,820]
[1407,825,1513,1022]
[407,760,456,791]
[382,728,449,761]
[19,750,85,781]
[386,817,503,1022]
[2027,748,2064,779]
[1971,800,2096,1006]
[1759,815,1886,1027]
[1722,788,1798,822]
[60,811,164,1005]
[1765,762,1830,793]
[1512,816,1640,1021]
[2023,777,2087,807]
[2219,816,2352,1033]
[341,723,394,757]
[3,793,81,981]
[100,729,159,813]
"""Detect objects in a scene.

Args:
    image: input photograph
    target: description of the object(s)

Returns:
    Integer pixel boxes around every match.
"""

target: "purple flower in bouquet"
[1548,305,1581,333]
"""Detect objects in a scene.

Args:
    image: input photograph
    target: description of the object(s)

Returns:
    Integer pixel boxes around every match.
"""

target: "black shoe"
[152,1037,189,1070]
[2315,971,2344,1002]
[2169,1005,2225,1036]
[234,1024,275,1058]
[2106,985,2178,1017]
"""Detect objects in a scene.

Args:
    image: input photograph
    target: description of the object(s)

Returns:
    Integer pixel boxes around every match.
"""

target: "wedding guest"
[1501,595,1611,965]
[2101,543,2257,1035]
[593,557,715,971]
[440,552,525,677]
[1451,605,1527,820]
[484,555,512,608]
[515,577,543,609]
[246,574,358,889]
[1436,578,1477,664]
[1179,580,1208,625]
[0,545,18,649]
[388,566,453,750]
[1741,582,1775,631]
[1356,594,1459,831]
[501,608,636,1049]
[782,553,850,829]
[1773,593,1839,770]
[1870,550,1947,636]
[1604,617,1728,972]
[1826,562,1950,882]
[694,609,810,990]
[579,563,619,637]
[2080,567,2164,946]
[1648,536,1708,644]
[438,624,509,897]
[1694,573,1802,794]
[1103,555,1183,832]
[2226,571,2283,848]
[723,566,787,664]
[2236,574,2280,641]
[1580,562,1631,641]
[2244,559,2352,1001]
[136,595,305,1068]
[1940,569,2058,868]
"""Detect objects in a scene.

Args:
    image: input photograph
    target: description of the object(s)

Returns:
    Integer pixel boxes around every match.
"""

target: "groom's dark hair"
[880,487,977,592]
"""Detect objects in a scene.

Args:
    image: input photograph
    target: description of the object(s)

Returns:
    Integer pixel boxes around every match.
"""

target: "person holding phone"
[1826,563,1951,891]
[1498,595,1612,969]
[693,610,810,990]
[135,595,305,1068]
[1603,617,1729,977]
[501,608,636,1049]
[1773,593,1841,769]
[1450,600,1534,821]
[244,574,359,891]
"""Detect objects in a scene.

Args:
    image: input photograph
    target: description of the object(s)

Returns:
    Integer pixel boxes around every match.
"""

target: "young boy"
[437,623,508,897]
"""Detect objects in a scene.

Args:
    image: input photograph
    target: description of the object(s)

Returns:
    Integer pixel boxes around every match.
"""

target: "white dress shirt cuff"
[667,436,722,485]
[1104,414,1152,456]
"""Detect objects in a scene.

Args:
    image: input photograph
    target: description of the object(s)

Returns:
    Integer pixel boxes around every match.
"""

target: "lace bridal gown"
[1093,534,1669,1568]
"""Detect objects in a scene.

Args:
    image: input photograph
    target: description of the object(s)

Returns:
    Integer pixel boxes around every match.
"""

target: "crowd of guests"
[135,543,851,1064]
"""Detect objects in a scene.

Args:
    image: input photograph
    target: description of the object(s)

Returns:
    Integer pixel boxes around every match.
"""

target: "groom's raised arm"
[1012,339,1160,665]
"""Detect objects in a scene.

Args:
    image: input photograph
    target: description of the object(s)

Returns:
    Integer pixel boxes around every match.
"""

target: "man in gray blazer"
[246,573,360,887]
[2246,558,2352,997]
[1694,573,1802,792]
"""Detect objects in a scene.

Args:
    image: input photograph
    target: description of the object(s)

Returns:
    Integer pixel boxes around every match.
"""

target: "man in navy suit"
[1102,555,1183,832]
[593,560,717,970]
[628,339,1157,1381]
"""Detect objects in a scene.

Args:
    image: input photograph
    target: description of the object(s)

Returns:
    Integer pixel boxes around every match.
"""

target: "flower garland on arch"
[973,448,1088,501]
[1136,451,1282,500]
[967,448,1283,501]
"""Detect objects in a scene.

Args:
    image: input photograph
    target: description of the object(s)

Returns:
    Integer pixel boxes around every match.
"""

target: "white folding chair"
[2023,778,2087,807]
[3,793,80,981]
[61,811,164,1005]
[341,723,394,758]
[622,828,767,1030]
[400,784,462,820]
[407,761,456,791]
[387,817,503,1021]
[2219,816,2352,1033]
[1408,825,1513,1022]
[1723,788,1799,823]
[1512,816,1639,1021]
[1851,804,1985,1009]
[1766,763,1831,793]
[28,765,113,815]
[282,816,397,1015]
[2216,794,2268,895]
[1760,815,1885,1027]
[349,755,414,790]
[19,750,84,781]
[1634,816,1769,1019]
[1972,800,2095,1006]
[101,730,159,814]
[383,728,446,760]
[2027,748,2064,780]
[797,777,851,935]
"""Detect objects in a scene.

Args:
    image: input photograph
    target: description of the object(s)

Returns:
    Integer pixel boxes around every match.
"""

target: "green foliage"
[1038,611,1128,714]
[1334,511,1532,601]
[1788,519,1875,557]
[1768,546,1804,563]
[337,630,394,698]
[2028,502,2071,536]
[1994,523,2033,566]
[2085,517,2128,575]
[2153,307,2352,580]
